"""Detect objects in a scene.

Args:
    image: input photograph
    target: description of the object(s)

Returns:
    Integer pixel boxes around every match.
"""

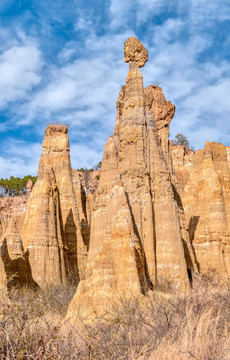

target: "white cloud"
[18,31,133,130]
[70,143,102,169]
[136,0,173,24]
[184,78,230,113]
[58,41,79,63]
[0,44,42,108]
[109,0,173,29]
[0,157,39,179]
[109,0,230,33]
[0,140,42,178]
[109,0,135,29]
[74,17,93,31]
[190,0,230,27]
[34,77,78,111]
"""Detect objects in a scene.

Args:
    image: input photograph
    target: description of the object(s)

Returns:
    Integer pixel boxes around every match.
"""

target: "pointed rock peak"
[124,37,148,68]
[204,141,213,159]
[204,141,211,151]
[145,85,176,129]
[26,178,33,193]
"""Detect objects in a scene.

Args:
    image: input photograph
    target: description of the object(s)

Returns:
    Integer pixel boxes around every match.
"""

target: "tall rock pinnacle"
[67,37,195,325]
[22,124,88,288]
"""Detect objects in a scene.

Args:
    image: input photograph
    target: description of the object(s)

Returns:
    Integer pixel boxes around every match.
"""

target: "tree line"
[76,161,102,172]
[0,175,37,197]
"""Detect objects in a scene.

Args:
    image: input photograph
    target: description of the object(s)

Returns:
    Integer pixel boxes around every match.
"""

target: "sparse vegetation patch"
[0,275,230,359]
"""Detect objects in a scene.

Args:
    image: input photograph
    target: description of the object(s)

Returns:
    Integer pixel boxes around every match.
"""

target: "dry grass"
[0,274,230,359]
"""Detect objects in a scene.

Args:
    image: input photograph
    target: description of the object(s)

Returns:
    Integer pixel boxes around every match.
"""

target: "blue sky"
[0,0,230,177]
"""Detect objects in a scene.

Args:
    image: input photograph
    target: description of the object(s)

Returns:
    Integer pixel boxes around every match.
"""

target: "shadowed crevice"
[80,184,90,251]
[188,216,200,271]
[172,183,199,273]
[64,209,80,287]
[171,183,183,209]
[188,216,200,242]
[55,186,70,286]
[1,239,38,290]
[124,190,154,291]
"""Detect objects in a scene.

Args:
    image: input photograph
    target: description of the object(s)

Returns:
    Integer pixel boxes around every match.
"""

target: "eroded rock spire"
[21,124,88,288]
[67,37,195,325]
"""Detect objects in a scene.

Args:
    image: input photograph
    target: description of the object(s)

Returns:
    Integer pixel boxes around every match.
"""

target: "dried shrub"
[77,274,230,359]
[0,286,84,359]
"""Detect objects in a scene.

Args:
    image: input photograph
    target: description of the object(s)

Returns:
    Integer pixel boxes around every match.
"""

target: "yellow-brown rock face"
[182,142,230,277]
[171,145,195,194]
[124,37,148,68]
[0,195,28,217]
[226,146,230,169]
[22,125,87,288]
[145,85,175,168]
[0,217,29,288]
[25,169,69,287]
[72,171,90,255]
[67,37,194,323]
[67,183,148,322]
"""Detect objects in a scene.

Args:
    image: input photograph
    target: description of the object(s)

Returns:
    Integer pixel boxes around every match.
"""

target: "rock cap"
[45,124,68,135]
[124,37,148,68]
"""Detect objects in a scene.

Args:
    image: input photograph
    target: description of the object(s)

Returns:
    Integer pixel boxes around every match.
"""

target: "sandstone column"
[22,125,87,288]
[67,37,194,325]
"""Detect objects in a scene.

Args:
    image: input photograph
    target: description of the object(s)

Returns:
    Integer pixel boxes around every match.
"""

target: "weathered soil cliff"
[0,217,31,288]
[0,195,28,217]
[171,145,195,193]
[182,141,230,277]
